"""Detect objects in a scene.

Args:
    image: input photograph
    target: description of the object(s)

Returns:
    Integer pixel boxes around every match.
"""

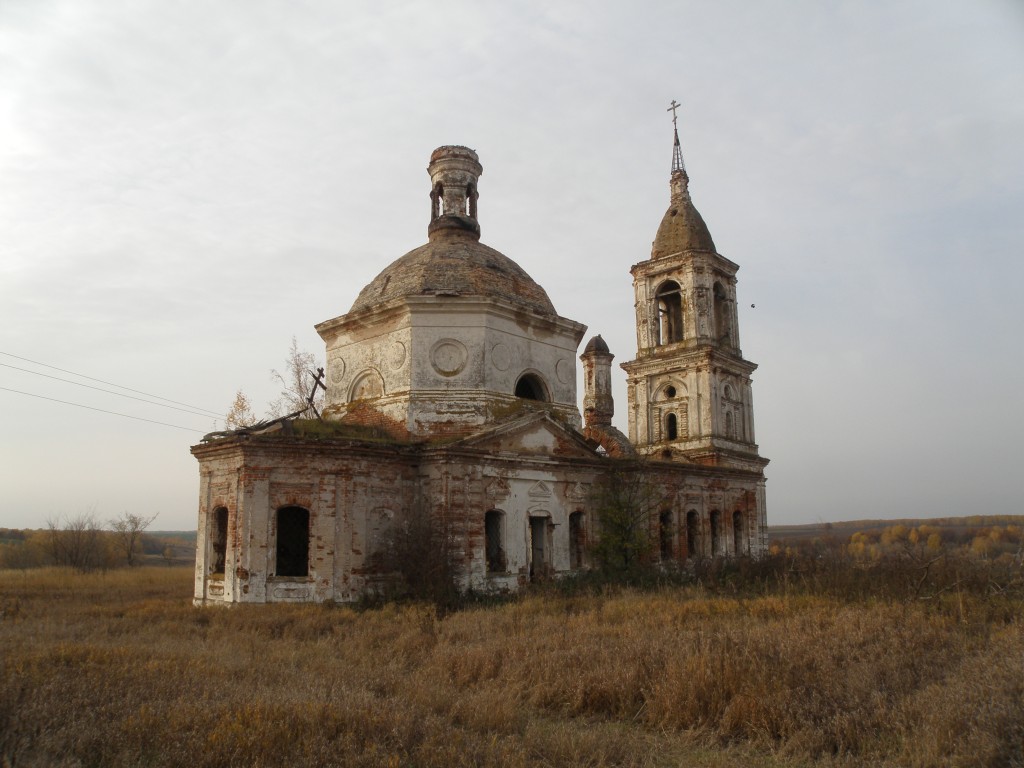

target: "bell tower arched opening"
[655,280,684,345]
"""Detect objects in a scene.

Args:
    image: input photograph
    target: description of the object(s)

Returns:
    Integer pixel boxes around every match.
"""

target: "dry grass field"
[1,564,1022,768]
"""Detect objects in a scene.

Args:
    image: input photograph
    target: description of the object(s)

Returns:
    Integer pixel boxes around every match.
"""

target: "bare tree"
[589,460,672,574]
[224,388,257,430]
[109,512,158,567]
[380,497,460,609]
[45,511,105,572]
[268,336,325,418]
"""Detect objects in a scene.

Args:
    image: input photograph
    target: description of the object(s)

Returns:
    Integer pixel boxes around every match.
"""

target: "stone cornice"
[630,249,740,279]
[620,346,758,377]
[316,294,586,344]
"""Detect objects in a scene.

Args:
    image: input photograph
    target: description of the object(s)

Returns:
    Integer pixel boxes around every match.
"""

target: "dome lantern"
[428,145,483,241]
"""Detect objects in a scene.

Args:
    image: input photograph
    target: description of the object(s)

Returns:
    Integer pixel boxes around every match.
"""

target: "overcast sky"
[2,0,1022,530]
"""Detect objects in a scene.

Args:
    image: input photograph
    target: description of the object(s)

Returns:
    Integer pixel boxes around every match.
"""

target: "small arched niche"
[349,369,385,402]
[713,281,728,342]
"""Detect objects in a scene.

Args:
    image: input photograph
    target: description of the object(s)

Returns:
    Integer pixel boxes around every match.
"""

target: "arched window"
[659,510,673,561]
[725,411,735,439]
[655,281,684,345]
[515,373,548,402]
[431,183,444,220]
[685,510,699,559]
[710,510,721,557]
[733,510,745,554]
[211,507,228,575]
[485,510,505,573]
[569,511,585,570]
[466,183,477,217]
[666,412,678,440]
[276,506,309,577]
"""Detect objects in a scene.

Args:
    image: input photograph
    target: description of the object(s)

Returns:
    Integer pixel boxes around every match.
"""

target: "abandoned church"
[192,123,769,605]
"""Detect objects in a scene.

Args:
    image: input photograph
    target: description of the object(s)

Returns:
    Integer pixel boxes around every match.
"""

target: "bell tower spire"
[668,99,690,202]
[668,100,686,175]
[619,108,767,473]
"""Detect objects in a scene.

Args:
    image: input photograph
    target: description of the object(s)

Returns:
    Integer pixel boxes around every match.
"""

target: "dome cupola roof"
[582,334,610,355]
[651,114,716,259]
[651,187,716,258]
[349,146,557,318]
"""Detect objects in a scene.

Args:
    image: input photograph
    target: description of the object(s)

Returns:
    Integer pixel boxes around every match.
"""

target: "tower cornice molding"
[620,348,757,377]
[631,250,740,278]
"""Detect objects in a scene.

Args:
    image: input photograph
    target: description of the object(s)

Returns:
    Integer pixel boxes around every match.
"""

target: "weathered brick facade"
[193,138,768,605]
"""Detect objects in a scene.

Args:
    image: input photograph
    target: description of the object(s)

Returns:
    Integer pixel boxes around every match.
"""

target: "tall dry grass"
[1,565,1022,767]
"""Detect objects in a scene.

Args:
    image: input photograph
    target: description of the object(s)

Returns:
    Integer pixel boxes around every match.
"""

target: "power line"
[0,362,222,420]
[0,351,224,419]
[0,386,207,433]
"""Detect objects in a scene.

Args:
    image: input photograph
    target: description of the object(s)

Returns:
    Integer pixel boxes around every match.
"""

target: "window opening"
[686,510,699,559]
[569,511,585,570]
[276,506,310,577]
[529,517,549,580]
[655,281,684,345]
[666,412,678,440]
[665,385,676,398]
[659,510,673,561]
[485,510,505,573]
[211,507,228,574]
[733,510,744,554]
[515,373,548,401]
[431,183,444,220]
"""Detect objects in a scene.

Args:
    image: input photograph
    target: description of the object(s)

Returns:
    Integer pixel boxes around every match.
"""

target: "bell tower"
[620,106,766,471]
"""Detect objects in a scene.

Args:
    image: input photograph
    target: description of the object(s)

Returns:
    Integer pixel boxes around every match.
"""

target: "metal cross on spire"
[668,100,686,175]
[668,99,680,131]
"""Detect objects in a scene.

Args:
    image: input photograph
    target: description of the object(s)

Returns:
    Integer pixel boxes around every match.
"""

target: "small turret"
[428,145,483,241]
[580,334,614,428]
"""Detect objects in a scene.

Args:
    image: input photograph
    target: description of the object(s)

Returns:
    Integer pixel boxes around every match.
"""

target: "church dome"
[350,146,556,317]
[350,234,557,317]
[651,117,716,259]
[651,193,716,258]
